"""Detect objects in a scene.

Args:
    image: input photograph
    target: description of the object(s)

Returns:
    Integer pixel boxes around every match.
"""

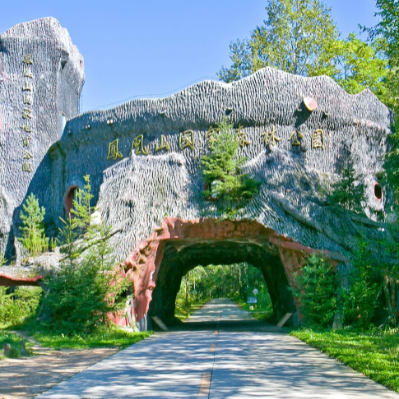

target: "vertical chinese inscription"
[21,54,34,172]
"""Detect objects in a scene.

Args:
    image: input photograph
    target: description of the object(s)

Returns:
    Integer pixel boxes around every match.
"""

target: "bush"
[42,175,129,335]
[0,286,42,326]
[291,255,337,328]
[339,239,379,328]
[201,117,260,215]
[19,193,48,256]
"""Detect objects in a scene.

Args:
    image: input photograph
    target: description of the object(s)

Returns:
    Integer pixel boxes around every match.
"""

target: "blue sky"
[1,1,379,113]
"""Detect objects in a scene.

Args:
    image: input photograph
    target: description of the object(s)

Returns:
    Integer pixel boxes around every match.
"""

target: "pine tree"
[291,255,337,327]
[201,118,260,213]
[19,193,48,256]
[327,159,366,214]
[43,175,129,335]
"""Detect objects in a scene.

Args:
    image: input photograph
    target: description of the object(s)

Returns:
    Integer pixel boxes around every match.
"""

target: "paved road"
[37,299,399,398]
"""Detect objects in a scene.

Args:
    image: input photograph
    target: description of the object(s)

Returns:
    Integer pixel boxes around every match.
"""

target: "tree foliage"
[316,34,389,102]
[201,118,260,214]
[327,158,366,214]
[176,263,272,311]
[43,175,128,335]
[218,0,339,82]
[339,239,379,329]
[291,255,337,328]
[218,1,388,105]
[19,193,48,256]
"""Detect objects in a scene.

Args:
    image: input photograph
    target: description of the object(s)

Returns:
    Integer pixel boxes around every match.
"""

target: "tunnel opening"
[148,239,297,327]
[122,217,335,331]
[174,263,273,322]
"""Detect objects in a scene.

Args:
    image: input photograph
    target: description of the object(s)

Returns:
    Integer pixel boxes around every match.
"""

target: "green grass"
[292,328,399,393]
[235,296,273,321]
[0,332,32,359]
[30,327,151,350]
[175,297,209,320]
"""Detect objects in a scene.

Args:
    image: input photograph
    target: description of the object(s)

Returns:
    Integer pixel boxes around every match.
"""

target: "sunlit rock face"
[0,18,394,329]
[0,17,84,259]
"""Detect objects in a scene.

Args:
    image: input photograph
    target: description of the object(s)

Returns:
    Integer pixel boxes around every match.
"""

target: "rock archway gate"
[122,217,340,330]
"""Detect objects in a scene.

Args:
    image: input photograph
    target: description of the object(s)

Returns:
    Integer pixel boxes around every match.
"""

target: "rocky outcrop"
[0,17,84,260]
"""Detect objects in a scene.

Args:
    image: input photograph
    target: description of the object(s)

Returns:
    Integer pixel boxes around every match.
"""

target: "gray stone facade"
[0,17,84,260]
[0,17,393,266]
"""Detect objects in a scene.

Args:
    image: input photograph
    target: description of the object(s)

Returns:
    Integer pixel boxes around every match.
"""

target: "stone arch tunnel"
[121,217,342,330]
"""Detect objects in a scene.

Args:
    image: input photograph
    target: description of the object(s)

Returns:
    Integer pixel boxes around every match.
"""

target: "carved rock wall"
[0,17,84,259]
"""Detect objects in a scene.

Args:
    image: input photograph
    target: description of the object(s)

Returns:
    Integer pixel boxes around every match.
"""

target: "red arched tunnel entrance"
[121,218,338,330]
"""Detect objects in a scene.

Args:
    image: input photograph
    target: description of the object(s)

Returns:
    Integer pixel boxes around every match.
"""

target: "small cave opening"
[374,183,383,201]
[64,186,80,216]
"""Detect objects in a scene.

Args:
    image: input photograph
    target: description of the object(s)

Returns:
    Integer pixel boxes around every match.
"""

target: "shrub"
[327,158,366,214]
[291,255,337,328]
[0,286,42,326]
[43,175,129,335]
[339,239,379,328]
[201,117,260,214]
[19,193,48,256]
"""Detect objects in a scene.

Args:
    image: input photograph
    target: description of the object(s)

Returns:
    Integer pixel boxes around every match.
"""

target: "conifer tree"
[291,255,337,327]
[19,193,48,256]
[327,159,366,214]
[201,118,260,213]
[43,175,128,334]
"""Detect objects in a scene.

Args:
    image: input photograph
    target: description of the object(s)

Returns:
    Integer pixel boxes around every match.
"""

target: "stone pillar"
[0,17,84,260]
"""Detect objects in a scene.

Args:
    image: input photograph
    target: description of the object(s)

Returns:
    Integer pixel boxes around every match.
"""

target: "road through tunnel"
[149,240,295,325]
[122,218,338,331]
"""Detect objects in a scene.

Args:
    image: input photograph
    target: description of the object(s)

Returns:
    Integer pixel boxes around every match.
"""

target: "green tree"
[19,193,48,256]
[291,255,337,328]
[218,0,339,82]
[201,118,260,214]
[339,239,379,329]
[366,0,399,114]
[43,175,128,335]
[316,34,389,101]
[327,158,366,214]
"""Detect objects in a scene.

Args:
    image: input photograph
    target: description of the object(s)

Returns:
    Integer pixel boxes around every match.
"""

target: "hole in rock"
[64,186,80,216]
[374,183,383,200]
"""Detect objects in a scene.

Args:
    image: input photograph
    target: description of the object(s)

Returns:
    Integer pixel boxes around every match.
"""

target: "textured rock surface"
[0,18,395,328]
[0,17,84,260]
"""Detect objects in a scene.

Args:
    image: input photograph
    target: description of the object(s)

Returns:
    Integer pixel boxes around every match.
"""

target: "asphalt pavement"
[36,299,399,399]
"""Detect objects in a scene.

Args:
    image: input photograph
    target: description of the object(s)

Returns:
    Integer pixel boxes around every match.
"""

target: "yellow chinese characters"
[288,130,304,146]
[205,127,219,148]
[155,135,170,152]
[107,139,123,161]
[312,129,325,150]
[235,126,250,147]
[262,126,281,146]
[179,130,194,150]
[23,54,33,65]
[131,134,149,155]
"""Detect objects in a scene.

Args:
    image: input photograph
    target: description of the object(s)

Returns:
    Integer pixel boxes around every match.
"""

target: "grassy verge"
[175,297,209,320]
[2,315,152,351]
[30,328,151,350]
[234,297,273,321]
[291,328,399,393]
[0,332,32,359]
